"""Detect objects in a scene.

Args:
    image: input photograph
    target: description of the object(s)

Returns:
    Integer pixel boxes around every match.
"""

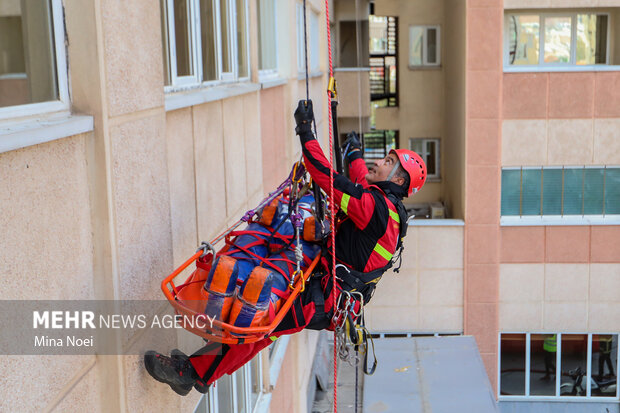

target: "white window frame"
[408,25,441,68]
[409,138,440,180]
[162,0,251,92]
[309,9,320,72]
[498,332,620,401]
[0,0,70,122]
[257,0,279,80]
[503,11,615,71]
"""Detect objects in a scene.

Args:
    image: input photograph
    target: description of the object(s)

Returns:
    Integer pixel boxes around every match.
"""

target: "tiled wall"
[365,225,464,333]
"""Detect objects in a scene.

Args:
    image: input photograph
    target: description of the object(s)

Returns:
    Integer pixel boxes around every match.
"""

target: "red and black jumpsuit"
[188,130,405,385]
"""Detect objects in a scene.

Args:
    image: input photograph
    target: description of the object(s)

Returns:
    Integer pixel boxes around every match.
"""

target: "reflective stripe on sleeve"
[341,193,351,214]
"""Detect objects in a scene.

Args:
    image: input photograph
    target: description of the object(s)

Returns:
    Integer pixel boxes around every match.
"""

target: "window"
[409,25,441,67]
[501,166,620,217]
[409,138,440,179]
[257,0,277,75]
[0,0,69,119]
[161,0,250,88]
[505,12,615,68]
[296,4,320,74]
[499,333,618,399]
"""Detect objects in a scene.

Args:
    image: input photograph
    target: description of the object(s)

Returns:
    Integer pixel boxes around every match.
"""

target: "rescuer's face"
[365,153,401,185]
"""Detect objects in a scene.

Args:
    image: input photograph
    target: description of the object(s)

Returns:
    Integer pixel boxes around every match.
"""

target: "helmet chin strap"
[386,162,400,182]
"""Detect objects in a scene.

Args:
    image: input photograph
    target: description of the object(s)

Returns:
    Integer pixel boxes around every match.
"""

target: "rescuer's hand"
[294,100,314,135]
[343,132,362,153]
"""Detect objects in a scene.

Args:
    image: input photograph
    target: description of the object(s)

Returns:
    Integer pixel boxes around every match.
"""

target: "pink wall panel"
[591,226,620,262]
[502,73,548,119]
[260,86,288,192]
[548,73,595,119]
[594,72,620,118]
[545,226,590,263]
[501,227,545,263]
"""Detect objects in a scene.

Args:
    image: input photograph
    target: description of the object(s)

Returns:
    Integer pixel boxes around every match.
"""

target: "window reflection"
[500,334,526,395]
[0,0,58,108]
[530,334,556,396]
[173,0,193,76]
[576,14,607,65]
[507,15,539,65]
[560,334,587,396]
[544,17,571,63]
[592,334,618,398]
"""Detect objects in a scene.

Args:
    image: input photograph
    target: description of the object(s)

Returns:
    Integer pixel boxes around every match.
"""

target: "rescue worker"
[144,100,427,395]
[598,334,615,379]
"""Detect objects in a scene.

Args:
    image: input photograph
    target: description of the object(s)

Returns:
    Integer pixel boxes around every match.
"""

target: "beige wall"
[365,225,464,333]
[373,0,451,210]
[500,263,620,332]
[443,0,467,220]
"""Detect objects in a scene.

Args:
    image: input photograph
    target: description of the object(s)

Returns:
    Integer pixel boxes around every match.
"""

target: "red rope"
[324,2,337,412]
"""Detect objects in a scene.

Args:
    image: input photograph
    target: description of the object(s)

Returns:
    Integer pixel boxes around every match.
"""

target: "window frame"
[409,137,440,180]
[503,11,614,71]
[498,332,620,401]
[257,0,279,80]
[162,0,251,92]
[408,25,441,68]
[0,0,70,122]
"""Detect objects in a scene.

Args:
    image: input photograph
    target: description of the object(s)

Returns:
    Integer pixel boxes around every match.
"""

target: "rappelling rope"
[323,2,338,412]
[302,1,338,410]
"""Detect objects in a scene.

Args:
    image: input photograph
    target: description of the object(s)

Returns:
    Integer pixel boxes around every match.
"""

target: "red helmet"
[390,149,427,196]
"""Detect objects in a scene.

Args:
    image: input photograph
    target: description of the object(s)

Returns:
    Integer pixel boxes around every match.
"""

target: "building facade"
[331,0,619,412]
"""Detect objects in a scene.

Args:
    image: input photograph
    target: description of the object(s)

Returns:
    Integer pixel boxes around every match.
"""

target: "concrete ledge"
[0,114,94,153]
[164,82,261,111]
[409,219,465,226]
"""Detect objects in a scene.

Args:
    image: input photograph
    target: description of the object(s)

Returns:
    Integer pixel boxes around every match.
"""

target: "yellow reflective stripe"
[373,243,393,261]
[341,193,351,214]
[269,336,278,342]
[388,208,399,223]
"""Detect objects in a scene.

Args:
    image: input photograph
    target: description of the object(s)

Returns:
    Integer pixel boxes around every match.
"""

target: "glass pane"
[507,15,539,65]
[605,168,620,214]
[584,168,604,215]
[236,0,248,78]
[250,356,261,408]
[544,16,571,64]
[576,14,607,65]
[542,168,563,215]
[426,140,437,176]
[258,0,276,71]
[500,334,526,396]
[0,1,58,108]
[427,28,437,64]
[217,375,233,412]
[501,169,521,216]
[235,368,248,413]
[200,0,218,81]
[522,169,542,215]
[174,0,193,76]
[409,26,423,66]
[309,11,320,71]
[560,334,587,397]
[592,334,618,397]
[160,0,171,85]
[369,16,388,54]
[220,0,231,73]
[530,334,557,396]
[563,168,583,215]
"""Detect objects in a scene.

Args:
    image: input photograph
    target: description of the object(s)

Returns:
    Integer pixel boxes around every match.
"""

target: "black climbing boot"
[144,350,198,396]
[171,348,211,394]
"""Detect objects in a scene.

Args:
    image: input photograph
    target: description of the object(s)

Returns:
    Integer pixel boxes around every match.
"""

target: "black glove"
[343,132,363,161]
[294,100,314,135]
